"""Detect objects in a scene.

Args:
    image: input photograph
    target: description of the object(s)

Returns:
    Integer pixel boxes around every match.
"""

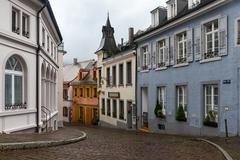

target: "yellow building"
[70,62,99,125]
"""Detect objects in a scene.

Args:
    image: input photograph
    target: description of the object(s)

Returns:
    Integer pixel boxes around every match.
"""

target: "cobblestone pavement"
[0,125,225,160]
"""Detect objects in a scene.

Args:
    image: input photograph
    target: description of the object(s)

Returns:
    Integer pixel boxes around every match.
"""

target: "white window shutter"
[152,42,157,69]
[187,28,193,62]
[170,36,175,65]
[219,16,228,56]
[165,37,170,66]
[156,42,159,67]
[147,45,151,69]
[194,26,202,61]
[137,48,141,71]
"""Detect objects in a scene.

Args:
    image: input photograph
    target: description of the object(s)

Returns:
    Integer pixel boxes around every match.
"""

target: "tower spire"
[106,11,111,27]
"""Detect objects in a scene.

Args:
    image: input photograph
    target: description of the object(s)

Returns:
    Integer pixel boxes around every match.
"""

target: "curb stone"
[197,138,233,160]
[0,131,87,151]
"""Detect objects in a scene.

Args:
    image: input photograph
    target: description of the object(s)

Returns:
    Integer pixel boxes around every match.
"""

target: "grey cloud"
[50,0,166,64]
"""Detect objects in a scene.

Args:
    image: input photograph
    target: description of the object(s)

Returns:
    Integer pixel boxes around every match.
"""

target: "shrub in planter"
[176,105,187,122]
[154,100,165,119]
[203,111,218,128]
[92,116,99,125]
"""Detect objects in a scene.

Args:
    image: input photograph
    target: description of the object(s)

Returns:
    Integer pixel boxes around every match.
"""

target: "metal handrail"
[41,108,48,132]
[41,106,52,131]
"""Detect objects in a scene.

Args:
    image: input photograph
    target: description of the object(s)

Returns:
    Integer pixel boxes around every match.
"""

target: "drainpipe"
[134,45,138,131]
[36,1,48,133]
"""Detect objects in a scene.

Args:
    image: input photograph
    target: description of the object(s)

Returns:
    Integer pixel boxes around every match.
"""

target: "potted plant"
[203,111,218,128]
[176,104,187,122]
[92,116,99,125]
[154,100,165,119]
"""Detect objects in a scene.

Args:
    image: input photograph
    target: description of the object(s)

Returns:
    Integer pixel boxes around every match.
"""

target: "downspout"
[36,1,48,133]
[134,45,138,131]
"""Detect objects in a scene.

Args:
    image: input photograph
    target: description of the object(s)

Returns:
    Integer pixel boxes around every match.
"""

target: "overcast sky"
[50,0,166,64]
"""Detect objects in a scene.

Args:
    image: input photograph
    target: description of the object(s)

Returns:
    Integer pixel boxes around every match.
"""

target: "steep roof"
[95,15,118,54]
[63,59,95,82]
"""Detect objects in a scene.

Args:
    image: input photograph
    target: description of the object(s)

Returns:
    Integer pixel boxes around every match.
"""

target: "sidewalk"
[0,126,84,143]
[207,137,240,160]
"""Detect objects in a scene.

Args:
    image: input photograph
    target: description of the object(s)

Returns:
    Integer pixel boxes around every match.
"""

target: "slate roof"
[63,59,95,83]
[134,0,217,40]
[95,15,118,54]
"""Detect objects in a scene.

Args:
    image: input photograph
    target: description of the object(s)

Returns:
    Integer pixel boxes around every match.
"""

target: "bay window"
[176,32,187,64]
[5,56,26,110]
[157,40,165,68]
[203,84,218,127]
[204,20,219,59]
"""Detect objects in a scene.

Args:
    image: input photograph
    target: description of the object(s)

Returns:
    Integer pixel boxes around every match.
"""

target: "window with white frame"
[12,7,20,34]
[176,86,187,118]
[204,19,219,59]
[176,32,187,64]
[5,56,26,110]
[42,28,45,47]
[141,46,148,70]
[157,87,166,116]
[157,40,165,67]
[22,13,30,38]
[237,19,240,45]
[203,84,218,125]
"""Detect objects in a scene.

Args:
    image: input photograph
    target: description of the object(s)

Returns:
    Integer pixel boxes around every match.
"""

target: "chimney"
[128,27,134,45]
[73,58,78,65]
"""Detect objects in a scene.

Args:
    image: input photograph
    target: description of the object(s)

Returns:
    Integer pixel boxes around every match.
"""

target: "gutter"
[133,45,138,131]
[36,1,48,133]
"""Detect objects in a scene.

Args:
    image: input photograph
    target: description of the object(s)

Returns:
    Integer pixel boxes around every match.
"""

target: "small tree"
[176,104,186,122]
[154,100,165,119]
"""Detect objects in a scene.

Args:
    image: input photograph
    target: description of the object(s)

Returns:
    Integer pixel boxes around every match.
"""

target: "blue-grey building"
[135,0,240,136]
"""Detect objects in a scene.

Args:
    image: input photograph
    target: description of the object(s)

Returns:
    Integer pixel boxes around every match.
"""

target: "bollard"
[225,119,228,138]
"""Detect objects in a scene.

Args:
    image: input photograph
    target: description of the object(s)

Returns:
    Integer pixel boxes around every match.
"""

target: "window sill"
[173,63,189,68]
[0,109,36,117]
[126,83,132,86]
[200,57,221,64]
[140,70,149,73]
[155,67,167,71]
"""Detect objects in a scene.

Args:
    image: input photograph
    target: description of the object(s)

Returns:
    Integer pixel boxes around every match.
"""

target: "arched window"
[5,55,26,110]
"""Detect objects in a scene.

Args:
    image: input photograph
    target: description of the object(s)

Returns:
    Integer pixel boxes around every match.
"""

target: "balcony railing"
[204,51,219,59]
[176,57,187,64]
[5,103,27,110]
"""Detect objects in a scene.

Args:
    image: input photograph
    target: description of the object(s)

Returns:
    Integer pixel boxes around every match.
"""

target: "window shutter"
[194,26,202,61]
[156,42,159,67]
[137,48,141,71]
[147,44,151,69]
[170,36,175,65]
[187,28,193,62]
[219,16,228,56]
[152,42,157,69]
[165,37,170,66]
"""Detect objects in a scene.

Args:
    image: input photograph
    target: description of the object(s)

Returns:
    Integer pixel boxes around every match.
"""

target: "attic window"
[151,11,159,27]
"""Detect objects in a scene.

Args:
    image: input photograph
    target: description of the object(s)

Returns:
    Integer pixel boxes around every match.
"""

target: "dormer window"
[167,0,177,20]
[170,3,176,18]
[189,0,201,9]
[151,10,159,27]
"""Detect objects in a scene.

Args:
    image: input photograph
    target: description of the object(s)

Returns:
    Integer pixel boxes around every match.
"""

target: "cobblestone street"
[0,126,225,160]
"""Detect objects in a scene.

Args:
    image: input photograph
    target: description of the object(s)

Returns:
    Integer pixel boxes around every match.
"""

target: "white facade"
[98,50,136,129]
[0,0,63,133]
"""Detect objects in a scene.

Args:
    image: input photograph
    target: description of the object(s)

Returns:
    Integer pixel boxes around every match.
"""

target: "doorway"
[127,101,132,129]
[141,87,148,129]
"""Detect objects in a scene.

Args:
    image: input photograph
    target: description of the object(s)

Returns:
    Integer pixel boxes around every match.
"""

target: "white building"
[0,0,64,133]
[96,16,136,129]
